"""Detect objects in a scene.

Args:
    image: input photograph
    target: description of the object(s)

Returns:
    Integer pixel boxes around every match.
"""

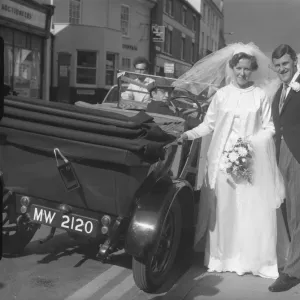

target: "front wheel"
[132,199,182,293]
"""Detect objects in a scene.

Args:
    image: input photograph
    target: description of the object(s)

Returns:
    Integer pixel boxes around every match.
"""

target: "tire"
[2,190,39,255]
[132,198,182,293]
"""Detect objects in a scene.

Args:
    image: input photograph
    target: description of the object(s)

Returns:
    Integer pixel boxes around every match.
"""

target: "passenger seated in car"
[121,57,154,103]
[146,88,176,116]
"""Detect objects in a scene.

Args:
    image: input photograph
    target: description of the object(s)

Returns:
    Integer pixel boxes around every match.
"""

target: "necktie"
[279,83,288,113]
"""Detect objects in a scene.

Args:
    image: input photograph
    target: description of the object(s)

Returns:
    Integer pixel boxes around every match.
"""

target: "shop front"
[0,0,53,100]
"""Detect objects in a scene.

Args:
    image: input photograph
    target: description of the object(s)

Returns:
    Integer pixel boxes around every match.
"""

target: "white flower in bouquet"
[229,152,239,162]
[221,137,253,185]
[247,144,253,152]
[238,147,248,156]
[225,162,232,169]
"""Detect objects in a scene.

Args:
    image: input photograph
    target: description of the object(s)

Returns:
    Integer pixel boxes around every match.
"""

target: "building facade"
[0,0,54,101]
[120,0,156,72]
[150,0,201,78]
[198,0,224,58]
[48,0,156,104]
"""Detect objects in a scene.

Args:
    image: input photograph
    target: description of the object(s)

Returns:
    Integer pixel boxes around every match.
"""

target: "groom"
[269,44,300,292]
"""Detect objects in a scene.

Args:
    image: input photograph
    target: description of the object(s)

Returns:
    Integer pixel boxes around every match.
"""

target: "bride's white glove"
[176,133,188,144]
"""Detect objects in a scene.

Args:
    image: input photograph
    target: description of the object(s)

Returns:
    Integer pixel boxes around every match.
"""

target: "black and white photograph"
[1,0,300,299]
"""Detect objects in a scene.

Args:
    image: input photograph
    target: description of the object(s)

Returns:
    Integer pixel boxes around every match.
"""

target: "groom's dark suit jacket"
[272,74,300,164]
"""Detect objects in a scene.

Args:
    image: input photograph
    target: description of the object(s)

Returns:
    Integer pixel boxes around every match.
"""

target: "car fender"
[125,176,194,261]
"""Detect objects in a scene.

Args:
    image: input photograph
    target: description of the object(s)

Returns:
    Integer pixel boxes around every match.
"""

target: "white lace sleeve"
[185,91,220,140]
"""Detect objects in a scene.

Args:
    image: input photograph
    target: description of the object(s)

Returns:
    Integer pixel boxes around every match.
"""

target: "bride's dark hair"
[229,52,259,71]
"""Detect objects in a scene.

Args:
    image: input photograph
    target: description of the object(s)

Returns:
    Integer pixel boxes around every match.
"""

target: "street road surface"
[1,225,300,300]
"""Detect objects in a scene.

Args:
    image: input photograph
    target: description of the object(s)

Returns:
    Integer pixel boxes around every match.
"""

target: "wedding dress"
[187,83,289,279]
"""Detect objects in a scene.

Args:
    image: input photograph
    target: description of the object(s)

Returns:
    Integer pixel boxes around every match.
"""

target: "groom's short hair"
[272,44,297,61]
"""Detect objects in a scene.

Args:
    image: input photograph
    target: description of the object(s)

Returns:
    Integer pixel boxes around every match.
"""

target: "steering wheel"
[167,95,204,120]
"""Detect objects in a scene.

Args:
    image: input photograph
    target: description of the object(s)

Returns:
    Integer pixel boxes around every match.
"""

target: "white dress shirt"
[284,70,300,97]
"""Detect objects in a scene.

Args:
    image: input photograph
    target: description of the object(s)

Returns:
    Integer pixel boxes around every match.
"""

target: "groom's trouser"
[279,138,300,279]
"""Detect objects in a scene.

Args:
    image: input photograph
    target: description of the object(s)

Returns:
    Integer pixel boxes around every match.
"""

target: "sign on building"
[0,0,47,29]
[152,25,165,42]
[164,63,175,74]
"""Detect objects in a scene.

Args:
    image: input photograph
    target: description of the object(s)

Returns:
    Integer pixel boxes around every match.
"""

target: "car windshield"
[75,71,211,122]
[104,71,205,110]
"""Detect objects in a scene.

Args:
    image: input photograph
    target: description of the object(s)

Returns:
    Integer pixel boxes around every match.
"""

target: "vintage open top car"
[1,70,209,292]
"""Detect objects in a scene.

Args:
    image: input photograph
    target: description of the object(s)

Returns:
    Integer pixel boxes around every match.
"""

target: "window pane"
[181,38,185,59]
[30,51,41,98]
[4,45,13,86]
[77,51,97,68]
[69,0,81,24]
[168,0,173,15]
[14,31,27,48]
[191,43,194,62]
[169,30,172,54]
[0,27,13,44]
[122,58,131,70]
[106,53,115,70]
[106,53,117,85]
[121,5,129,36]
[105,70,115,86]
[13,48,41,98]
[76,68,96,84]
[31,35,42,51]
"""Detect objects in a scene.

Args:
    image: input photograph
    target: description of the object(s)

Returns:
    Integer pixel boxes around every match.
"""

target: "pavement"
[1,226,300,300]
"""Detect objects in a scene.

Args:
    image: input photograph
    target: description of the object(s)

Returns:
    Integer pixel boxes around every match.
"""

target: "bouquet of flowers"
[220,137,254,186]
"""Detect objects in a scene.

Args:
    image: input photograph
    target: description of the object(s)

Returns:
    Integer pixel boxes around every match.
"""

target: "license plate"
[30,205,99,237]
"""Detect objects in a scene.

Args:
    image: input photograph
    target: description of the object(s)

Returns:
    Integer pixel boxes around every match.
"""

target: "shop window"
[122,57,131,70]
[121,5,130,37]
[1,27,42,98]
[4,45,13,86]
[76,51,97,85]
[13,48,41,98]
[69,0,81,24]
[105,53,118,86]
[32,35,42,51]
[0,27,13,44]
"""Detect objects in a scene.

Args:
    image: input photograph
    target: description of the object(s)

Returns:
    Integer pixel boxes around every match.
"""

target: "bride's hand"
[177,133,188,144]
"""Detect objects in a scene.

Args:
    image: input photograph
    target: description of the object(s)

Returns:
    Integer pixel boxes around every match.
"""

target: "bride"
[176,43,289,279]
